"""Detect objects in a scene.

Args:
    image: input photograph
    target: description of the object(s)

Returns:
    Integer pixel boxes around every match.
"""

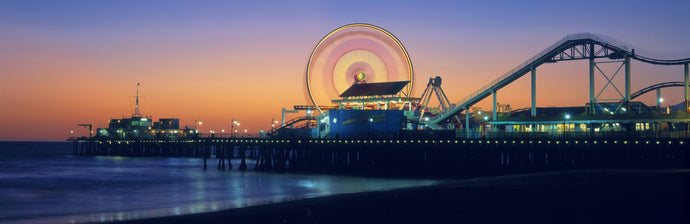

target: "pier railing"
[69,136,690,178]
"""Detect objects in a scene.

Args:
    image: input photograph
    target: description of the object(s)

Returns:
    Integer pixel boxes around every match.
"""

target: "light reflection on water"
[0,142,442,224]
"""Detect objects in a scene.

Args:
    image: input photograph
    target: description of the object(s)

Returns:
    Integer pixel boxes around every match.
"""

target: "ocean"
[0,142,442,224]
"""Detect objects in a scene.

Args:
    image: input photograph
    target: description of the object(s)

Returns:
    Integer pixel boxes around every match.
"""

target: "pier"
[69,136,689,178]
[67,28,690,178]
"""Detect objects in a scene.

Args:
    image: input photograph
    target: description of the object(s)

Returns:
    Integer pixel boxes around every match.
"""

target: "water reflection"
[1,152,442,224]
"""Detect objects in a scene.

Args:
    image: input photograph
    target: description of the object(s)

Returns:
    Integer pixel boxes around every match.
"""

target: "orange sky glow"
[1,1,689,141]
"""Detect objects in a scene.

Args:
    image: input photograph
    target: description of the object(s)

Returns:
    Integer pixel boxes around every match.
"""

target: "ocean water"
[0,142,442,224]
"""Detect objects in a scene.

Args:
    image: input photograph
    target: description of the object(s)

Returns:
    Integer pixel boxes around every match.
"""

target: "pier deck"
[70,137,689,177]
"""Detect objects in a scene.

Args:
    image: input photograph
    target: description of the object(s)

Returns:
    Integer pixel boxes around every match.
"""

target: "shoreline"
[113,169,689,224]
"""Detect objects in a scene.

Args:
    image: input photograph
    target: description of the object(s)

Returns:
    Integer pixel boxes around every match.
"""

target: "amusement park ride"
[269,23,690,139]
[82,23,690,140]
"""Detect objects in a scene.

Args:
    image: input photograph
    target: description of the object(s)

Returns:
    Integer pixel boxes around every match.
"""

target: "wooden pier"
[70,137,689,177]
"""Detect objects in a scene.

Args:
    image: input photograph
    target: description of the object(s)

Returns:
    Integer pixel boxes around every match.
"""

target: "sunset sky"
[2,0,689,141]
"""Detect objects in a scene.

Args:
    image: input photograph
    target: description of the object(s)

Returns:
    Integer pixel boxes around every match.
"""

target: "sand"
[114,169,689,224]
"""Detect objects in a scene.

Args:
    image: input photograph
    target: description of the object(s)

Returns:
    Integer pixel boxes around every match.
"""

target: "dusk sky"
[2,0,689,141]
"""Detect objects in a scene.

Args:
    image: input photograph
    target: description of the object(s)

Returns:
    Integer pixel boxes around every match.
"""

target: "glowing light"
[564,114,571,119]
[659,98,664,103]
[356,72,366,81]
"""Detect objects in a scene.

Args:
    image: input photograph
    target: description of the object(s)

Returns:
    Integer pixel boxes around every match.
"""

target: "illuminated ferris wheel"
[305,23,414,112]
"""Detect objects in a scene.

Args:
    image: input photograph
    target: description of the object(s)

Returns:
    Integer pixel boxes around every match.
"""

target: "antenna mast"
[134,83,141,116]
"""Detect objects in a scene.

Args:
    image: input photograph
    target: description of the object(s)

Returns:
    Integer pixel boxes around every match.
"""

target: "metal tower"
[134,83,141,117]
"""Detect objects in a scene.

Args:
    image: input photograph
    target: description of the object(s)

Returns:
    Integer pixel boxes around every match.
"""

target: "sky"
[1,0,689,141]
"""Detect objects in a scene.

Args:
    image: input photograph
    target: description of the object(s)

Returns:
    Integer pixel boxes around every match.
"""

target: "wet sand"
[115,169,689,224]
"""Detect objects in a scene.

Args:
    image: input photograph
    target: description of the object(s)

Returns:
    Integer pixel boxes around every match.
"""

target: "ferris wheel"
[305,23,414,112]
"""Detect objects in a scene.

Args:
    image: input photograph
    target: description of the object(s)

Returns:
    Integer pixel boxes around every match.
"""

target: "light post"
[243,129,247,138]
[563,113,571,138]
[221,129,225,138]
[483,115,489,137]
[194,120,202,131]
[231,118,240,138]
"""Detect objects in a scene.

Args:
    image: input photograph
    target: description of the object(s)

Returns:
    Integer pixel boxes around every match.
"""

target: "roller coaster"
[426,33,690,129]
[631,82,686,100]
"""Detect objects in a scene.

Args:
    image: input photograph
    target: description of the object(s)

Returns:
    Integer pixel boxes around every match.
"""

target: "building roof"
[339,81,410,97]
[508,107,587,117]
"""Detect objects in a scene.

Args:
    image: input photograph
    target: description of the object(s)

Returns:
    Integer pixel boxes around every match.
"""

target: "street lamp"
[271,117,279,129]
[563,113,571,138]
[481,116,489,137]
[194,120,202,130]
[243,129,247,137]
[231,118,240,138]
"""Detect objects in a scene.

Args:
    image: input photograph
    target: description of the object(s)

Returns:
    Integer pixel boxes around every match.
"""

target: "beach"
[116,169,689,224]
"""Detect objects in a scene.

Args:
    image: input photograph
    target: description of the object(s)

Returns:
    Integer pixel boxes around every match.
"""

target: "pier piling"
[68,137,689,177]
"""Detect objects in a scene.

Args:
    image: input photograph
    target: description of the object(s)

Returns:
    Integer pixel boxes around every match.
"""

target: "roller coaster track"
[631,82,685,100]
[267,116,315,136]
[428,33,690,128]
